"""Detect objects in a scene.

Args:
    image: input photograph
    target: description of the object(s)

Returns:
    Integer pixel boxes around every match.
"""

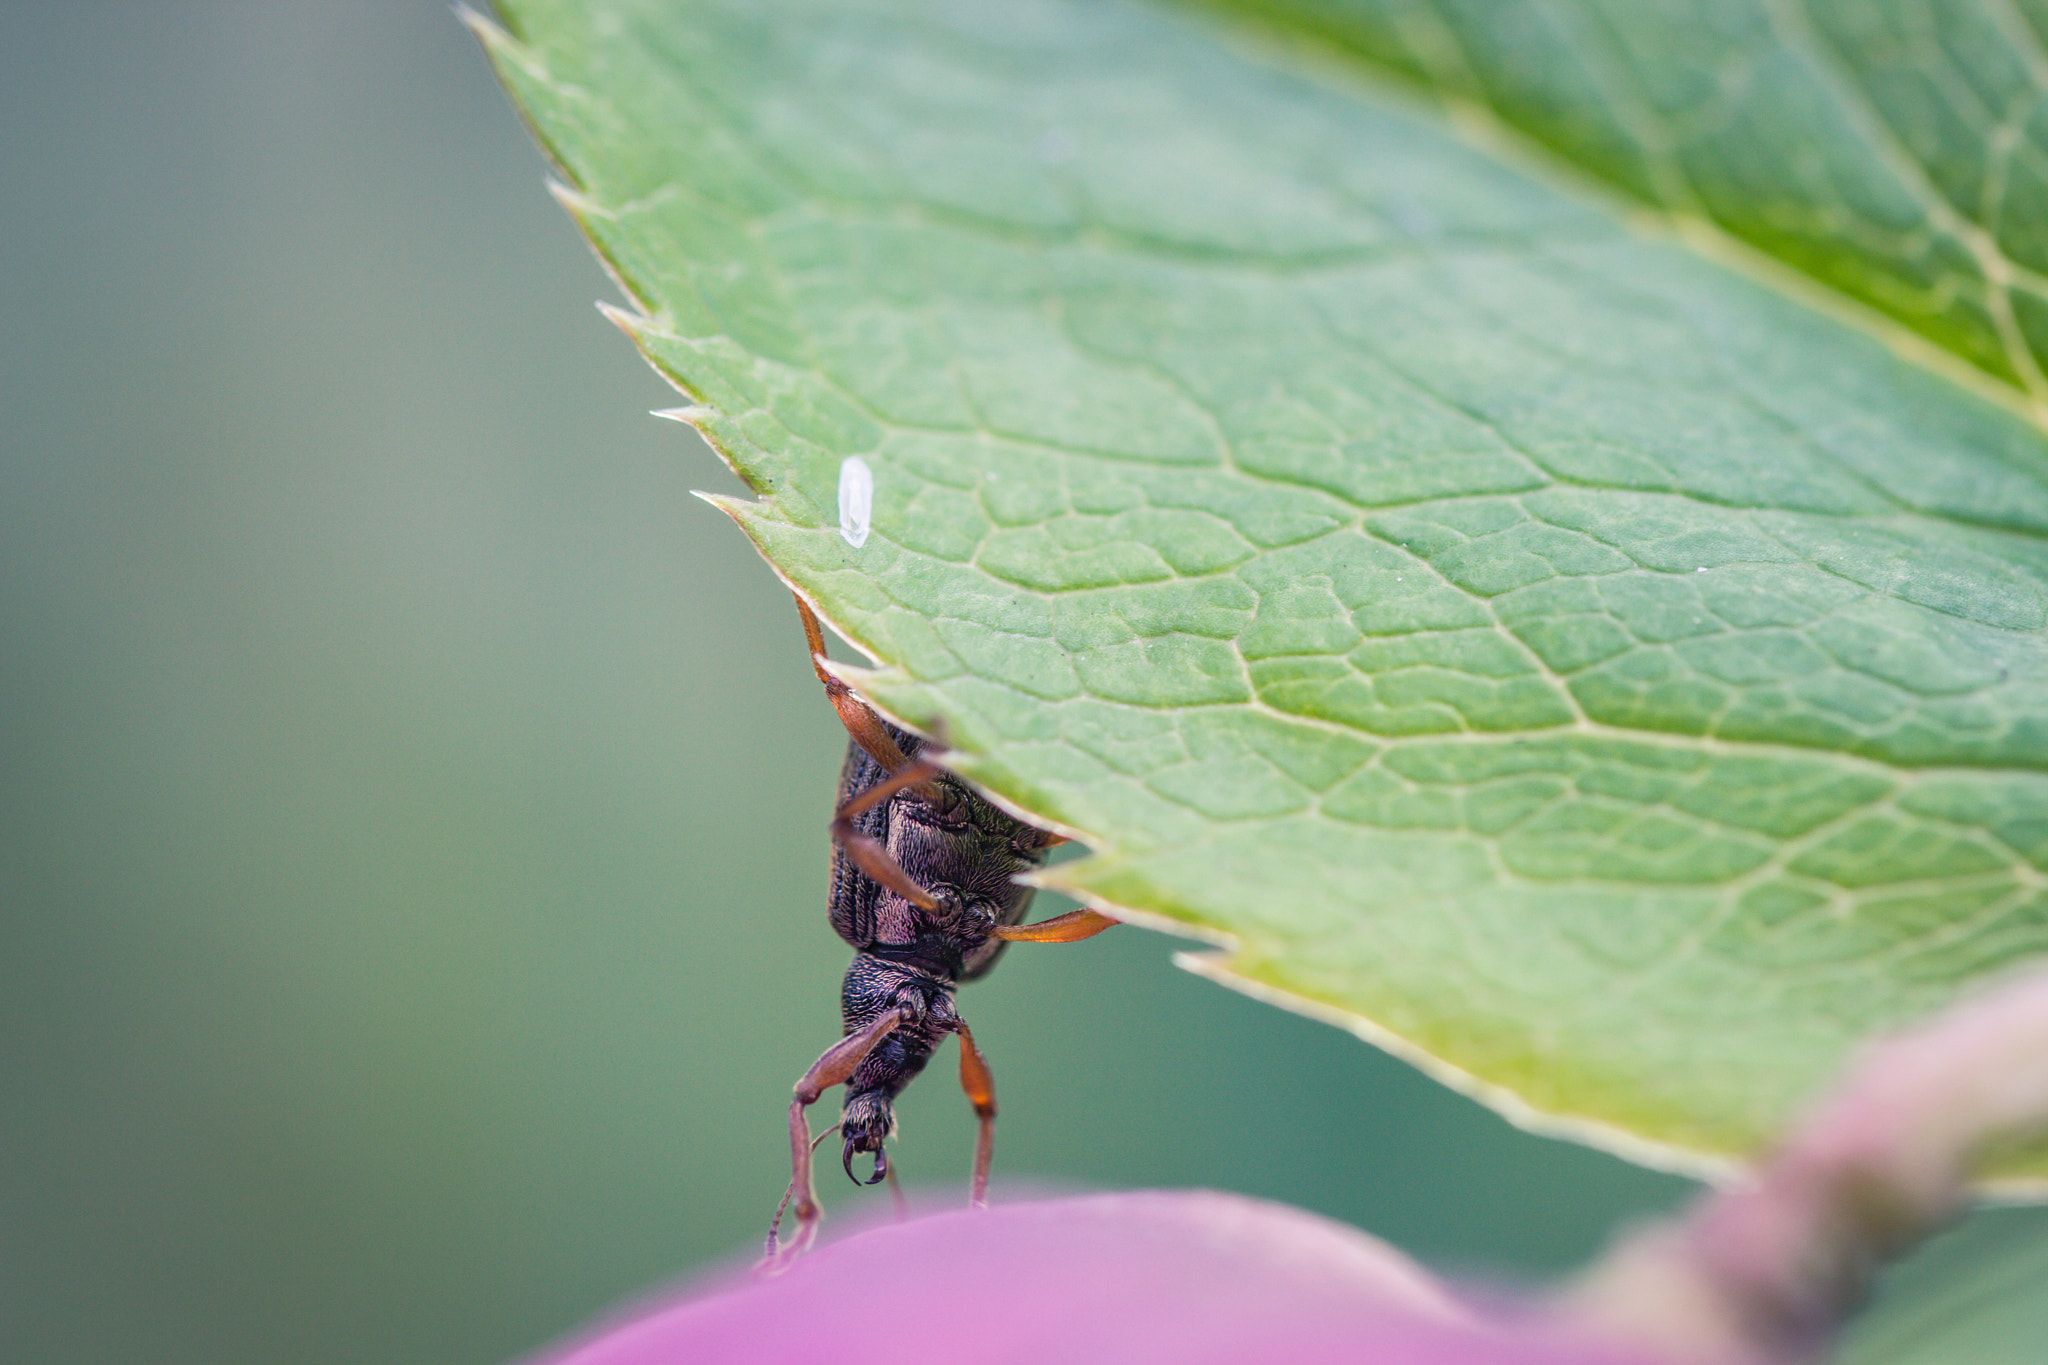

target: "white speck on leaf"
[839,456,873,549]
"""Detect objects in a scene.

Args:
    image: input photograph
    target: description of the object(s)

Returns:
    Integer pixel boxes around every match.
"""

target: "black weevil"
[763,596,1117,1263]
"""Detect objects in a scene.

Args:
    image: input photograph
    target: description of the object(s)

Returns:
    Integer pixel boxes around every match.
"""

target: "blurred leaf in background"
[1842,1208,2048,1365]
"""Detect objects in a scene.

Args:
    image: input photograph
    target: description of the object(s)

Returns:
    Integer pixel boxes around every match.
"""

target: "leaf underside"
[481,0,2048,1178]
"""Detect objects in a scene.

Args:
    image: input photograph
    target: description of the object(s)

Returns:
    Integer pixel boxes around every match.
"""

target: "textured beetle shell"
[826,721,1043,981]
[827,717,1049,1149]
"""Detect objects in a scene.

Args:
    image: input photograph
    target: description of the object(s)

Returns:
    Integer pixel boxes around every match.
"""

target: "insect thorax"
[838,953,958,1161]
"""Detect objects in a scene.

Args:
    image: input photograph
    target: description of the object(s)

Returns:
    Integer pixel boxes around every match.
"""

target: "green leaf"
[477,0,2048,1175]
[1233,0,2048,400]
[1840,1210,2048,1365]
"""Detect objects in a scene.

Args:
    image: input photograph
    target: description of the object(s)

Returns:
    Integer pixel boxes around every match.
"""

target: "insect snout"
[840,1091,894,1185]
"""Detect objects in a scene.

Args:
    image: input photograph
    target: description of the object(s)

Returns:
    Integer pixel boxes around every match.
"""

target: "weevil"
[764,596,1118,1263]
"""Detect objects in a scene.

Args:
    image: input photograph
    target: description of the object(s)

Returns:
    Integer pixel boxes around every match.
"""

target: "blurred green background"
[1,4,2034,1364]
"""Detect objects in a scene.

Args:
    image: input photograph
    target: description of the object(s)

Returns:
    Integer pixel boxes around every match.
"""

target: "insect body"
[765,597,1116,1263]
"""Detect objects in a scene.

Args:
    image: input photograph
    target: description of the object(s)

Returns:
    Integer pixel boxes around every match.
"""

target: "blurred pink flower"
[527,1190,1665,1365]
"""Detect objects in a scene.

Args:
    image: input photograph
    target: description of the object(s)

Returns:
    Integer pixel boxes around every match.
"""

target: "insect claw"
[842,1133,890,1186]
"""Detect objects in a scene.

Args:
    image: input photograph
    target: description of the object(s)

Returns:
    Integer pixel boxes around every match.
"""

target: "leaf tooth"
[546,177,612,222]
[652,405,714,427]
[655,405,721,455]
[690,489,753,519]
[454,2,548,83]
[451,3,512,54]
[595,298,665,346]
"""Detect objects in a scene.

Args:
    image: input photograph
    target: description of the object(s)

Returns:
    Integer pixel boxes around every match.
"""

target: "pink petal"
[529,1191,1663,1365]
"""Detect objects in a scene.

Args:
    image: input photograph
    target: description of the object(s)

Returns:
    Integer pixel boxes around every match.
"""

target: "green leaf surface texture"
[1238,0,2048,399]
[481,0,2048,1175]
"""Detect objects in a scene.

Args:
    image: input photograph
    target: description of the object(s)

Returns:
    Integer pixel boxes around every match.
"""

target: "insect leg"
[994,908,1120,943]
[794,595,951,805]
[829,754,956,913]
[764,1005,914,1265]
[952,1017,997,1210]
